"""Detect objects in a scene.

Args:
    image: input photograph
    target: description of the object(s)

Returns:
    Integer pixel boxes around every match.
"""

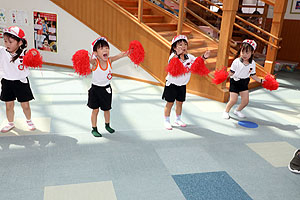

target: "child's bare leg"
[104,110,114,133]
[225,92,238,112]
[20,102,31,120]
[91,108,99,127]
[5,101,15,123]
[91,108,101,137]
[164,102,174,129]
[175,101,183,116]
[236,90,249,111]
[164,102,174,117]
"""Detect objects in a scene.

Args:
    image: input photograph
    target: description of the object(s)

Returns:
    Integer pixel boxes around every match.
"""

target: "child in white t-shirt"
[162,35,210,130]
[0,26,36,132]
[223,39,264,119]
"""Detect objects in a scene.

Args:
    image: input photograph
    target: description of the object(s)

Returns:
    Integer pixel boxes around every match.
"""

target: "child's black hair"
[169,39,188,55]
[4,32,27,63]
[234,42,254,63]
[93,39,109,52]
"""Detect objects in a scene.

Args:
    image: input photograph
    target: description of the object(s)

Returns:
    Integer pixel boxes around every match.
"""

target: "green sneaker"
[91,129,102,137]
[105,123,115,134]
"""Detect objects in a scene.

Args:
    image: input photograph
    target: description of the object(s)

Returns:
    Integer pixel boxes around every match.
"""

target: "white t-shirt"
[230,58,256,81]
[91,58,112,87]
[0,46,30,82]
[166,53,196,86]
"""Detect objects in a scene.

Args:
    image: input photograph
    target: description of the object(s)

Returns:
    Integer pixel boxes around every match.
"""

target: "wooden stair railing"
[51,0,231,102]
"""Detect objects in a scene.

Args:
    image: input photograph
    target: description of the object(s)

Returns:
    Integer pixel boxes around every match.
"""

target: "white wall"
[0,0,158,83]
[267,0,300,20]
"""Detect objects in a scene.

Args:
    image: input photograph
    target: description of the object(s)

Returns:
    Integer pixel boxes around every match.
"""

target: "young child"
[223,39,264,119]
[162,35,210,130]
[0,26,36,132]
[88,37,128,137]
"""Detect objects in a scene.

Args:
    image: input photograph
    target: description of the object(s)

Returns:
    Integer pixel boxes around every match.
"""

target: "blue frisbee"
[238,121,258,128]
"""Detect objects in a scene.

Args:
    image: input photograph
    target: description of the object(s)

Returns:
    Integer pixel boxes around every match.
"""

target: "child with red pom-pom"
[223,39,264,119]
[163,35,210,130]
[88,37,129,137]
[0,26,37,132]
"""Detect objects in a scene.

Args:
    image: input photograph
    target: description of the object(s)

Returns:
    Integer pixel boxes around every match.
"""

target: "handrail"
[151,0,178,16]
[235,15,281,41]
[234,23,279,49]
[199,0,281,44]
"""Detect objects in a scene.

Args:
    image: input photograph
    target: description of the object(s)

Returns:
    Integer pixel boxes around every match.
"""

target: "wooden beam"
[138,0,143,23]
[264,0,288,74]
[177,0,185,35]
[216,0,239,70]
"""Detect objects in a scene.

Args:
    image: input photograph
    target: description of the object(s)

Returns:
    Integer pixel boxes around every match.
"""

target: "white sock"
[176,115,181,121]
[165,116,170,122]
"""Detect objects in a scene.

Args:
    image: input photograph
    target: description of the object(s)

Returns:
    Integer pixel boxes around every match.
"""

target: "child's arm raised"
[110,51,129,63]
[89,52,97,71]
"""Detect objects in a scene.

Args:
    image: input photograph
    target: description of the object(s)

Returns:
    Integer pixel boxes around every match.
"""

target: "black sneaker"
[288,149,300,174]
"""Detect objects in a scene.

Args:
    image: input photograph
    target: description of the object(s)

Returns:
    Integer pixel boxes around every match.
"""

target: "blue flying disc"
[238,121,258,128]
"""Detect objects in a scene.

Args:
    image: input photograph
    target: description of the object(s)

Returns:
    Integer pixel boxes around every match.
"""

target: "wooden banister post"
[138,0,143,23]
[216,0,239,68]
[264,0,288,74]
[177,0,185,35]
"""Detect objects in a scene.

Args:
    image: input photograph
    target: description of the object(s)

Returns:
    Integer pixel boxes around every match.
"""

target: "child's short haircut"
[93,39,109,52]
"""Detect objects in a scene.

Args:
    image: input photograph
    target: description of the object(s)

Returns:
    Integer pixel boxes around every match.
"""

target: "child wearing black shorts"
[0,26,36,132]
[88,37,128,137]
[223,39,264,119]
[162,35,210,130]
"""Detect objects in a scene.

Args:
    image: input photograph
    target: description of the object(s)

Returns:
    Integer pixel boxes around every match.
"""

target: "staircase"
[50,0,269,102]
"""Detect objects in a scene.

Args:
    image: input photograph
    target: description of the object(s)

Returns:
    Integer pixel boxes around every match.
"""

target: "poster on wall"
[0,9,6,24]
[8,9,29,25]
[290,0,300,14]
[33,11,57,53]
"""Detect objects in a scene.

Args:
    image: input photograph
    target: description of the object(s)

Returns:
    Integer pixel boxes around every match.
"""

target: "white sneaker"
[175,119,186,127]
[233,110,245,118]
[164,121,172,130]
[26,120,36,131]
[222,112,230,119]
[1,122,15,133]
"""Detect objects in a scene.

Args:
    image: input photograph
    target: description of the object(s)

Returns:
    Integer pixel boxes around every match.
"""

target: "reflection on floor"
[0,66,299,200]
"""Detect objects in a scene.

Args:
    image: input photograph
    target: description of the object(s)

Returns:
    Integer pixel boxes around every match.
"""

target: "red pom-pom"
[190,57,209,76]
[166,57,186,77]
[23,48,43,68]
[262,74,279,91]
[72,49,91,76]
[128,40,144,65]
[212,67,229,84]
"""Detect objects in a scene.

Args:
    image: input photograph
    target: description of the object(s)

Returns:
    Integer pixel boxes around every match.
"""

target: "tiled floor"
[0,66,299,200]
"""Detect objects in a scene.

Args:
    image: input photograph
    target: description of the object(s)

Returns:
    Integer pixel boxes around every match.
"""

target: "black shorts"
[0,78,34,102]
[229,78,250,93]
[162,83,186,102]
[87,84,112,111]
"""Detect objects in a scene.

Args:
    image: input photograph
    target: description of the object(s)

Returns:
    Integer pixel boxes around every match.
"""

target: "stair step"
[146,23,177,31]
[158,30,192,41]
[125,7,152,15]
[189,46,218,58]
[114,0,138,7]
[134,15,164,23]
[187,38,206,49]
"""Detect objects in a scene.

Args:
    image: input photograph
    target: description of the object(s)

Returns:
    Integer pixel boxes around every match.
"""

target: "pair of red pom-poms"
[166,56,209,77]
[23,48,43,68]
[72,41,145,76]
[212,68,279,91]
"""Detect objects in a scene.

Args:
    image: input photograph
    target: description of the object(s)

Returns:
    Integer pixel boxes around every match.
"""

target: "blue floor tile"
[172,171,252,200]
